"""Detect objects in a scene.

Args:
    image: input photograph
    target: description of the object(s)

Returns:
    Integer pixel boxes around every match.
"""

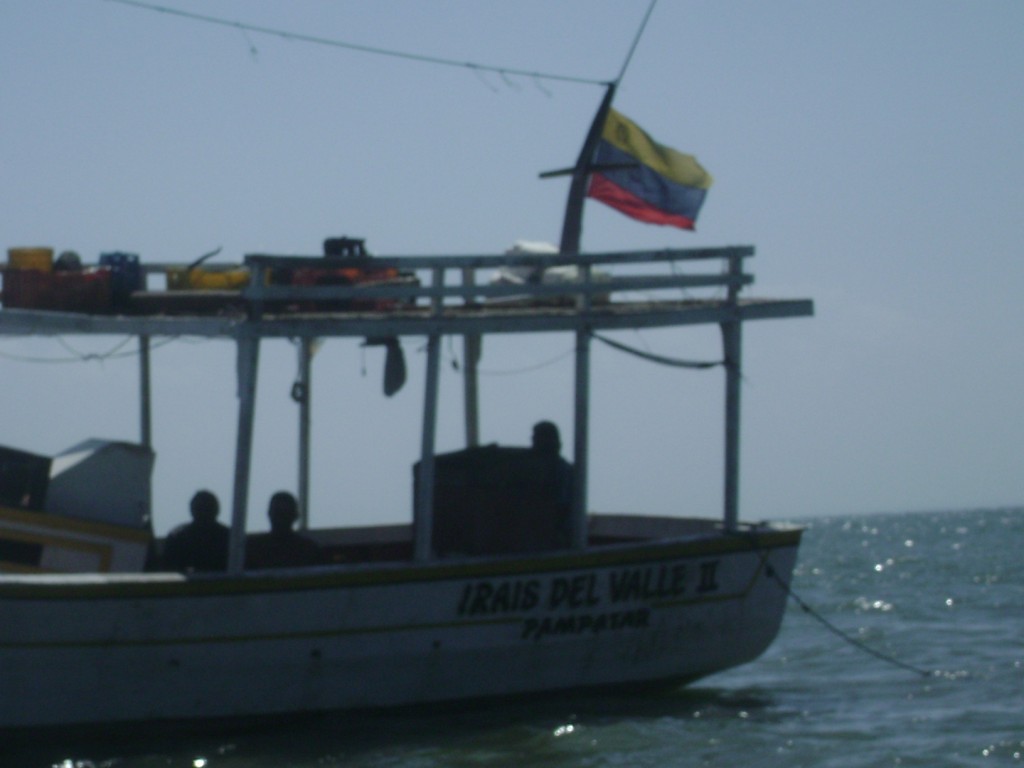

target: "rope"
[591,331,722,369]
[765,564,934,678]
[0,336,178,364]
[103,0,609,87]
[478,348,575,376]
[615,0,658,85]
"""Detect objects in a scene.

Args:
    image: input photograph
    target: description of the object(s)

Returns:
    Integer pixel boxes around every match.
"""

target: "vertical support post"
[556,84,615,545]
[570,264,592,549]
[463,334,480,447]
[138,334,154,530]
[721,321,742,531]
[297,338,313,530]
[227,332,260,573]
[721,253,744,531]
[461,267,480,448]
[139,335,152,449]
[414,266,444,561]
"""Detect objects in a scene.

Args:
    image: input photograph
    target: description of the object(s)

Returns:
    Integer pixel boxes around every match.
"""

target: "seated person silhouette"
[162,490,229,572]
[245,491,322,569]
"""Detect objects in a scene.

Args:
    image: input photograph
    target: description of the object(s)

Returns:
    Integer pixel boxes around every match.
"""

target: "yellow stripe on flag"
[601,109,713,190]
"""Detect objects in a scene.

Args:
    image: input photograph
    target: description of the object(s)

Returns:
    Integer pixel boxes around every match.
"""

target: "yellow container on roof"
[166,267,250,291]
[7,247,54,272]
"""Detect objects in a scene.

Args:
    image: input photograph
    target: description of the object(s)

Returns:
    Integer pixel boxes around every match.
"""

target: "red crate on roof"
[2,269,112,313]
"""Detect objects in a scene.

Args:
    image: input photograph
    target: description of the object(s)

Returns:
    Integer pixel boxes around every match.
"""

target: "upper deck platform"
[0,246,813,339]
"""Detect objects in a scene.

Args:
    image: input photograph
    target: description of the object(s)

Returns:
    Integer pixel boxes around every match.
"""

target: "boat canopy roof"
[0,246,812,339]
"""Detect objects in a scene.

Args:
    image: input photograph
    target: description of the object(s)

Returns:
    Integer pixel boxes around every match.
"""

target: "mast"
[553,1,656,544]
[558,82,616,549]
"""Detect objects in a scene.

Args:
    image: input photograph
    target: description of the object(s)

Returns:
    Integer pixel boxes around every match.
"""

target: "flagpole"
[558,82,617,255]
[557,0,656,253]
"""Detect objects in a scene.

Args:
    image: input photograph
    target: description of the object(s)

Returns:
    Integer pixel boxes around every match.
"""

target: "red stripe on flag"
[587,174,696,230]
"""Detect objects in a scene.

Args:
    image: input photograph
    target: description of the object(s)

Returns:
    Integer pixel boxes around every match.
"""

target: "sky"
[1,0,1022,533]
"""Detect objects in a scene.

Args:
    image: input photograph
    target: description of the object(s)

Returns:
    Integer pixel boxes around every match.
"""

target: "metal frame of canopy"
[0,246,813,573]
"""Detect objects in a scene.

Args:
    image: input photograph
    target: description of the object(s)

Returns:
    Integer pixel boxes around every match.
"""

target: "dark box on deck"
[417,445,571,556]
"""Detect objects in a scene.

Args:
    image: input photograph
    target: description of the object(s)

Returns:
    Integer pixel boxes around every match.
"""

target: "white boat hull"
[0,523,799,730]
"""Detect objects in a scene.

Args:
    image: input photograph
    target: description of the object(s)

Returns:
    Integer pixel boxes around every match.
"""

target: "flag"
[587,109,712,230]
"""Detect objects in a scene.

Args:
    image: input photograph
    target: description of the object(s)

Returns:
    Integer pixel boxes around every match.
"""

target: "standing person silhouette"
[531,421,573,507]
[531,421,574,548]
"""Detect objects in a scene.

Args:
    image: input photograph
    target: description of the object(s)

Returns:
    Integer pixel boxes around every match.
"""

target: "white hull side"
[0,531,799,729]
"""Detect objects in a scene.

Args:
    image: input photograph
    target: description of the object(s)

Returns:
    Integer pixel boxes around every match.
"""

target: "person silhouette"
[530,420,575,550]
[162,490,229,572]
[531,421,573,509]
[245,491,322,569]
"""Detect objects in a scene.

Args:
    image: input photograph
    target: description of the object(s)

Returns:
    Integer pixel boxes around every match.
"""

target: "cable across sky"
[103,0,613,87]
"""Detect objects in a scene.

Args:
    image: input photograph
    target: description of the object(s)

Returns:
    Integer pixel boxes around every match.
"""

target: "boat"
[0,235,812,731]
[0,80,813,728]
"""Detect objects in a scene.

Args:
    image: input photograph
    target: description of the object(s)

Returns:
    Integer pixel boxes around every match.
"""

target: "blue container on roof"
[99,252,142,309]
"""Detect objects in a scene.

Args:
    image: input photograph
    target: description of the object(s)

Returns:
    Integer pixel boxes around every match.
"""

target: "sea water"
[5,507,1022,767]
